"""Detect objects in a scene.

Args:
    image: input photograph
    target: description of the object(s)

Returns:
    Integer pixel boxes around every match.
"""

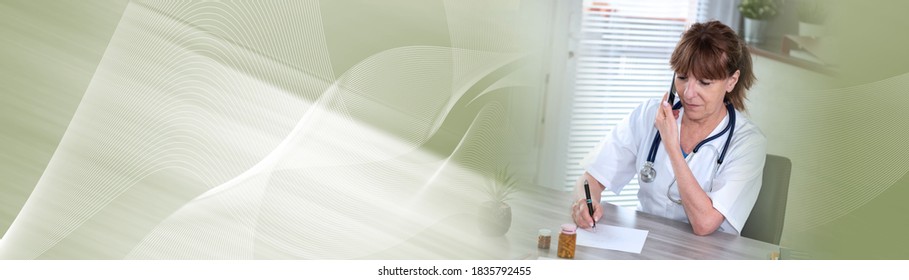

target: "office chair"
[741,154,791,245]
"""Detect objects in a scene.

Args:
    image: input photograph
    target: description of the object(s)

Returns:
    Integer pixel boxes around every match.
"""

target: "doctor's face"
[674,70,739,121]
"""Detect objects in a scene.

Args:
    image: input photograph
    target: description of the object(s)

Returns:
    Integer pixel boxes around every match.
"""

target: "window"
[564,0,709,208]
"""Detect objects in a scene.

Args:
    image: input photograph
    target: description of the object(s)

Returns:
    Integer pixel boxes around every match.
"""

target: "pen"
[584,180,596,230]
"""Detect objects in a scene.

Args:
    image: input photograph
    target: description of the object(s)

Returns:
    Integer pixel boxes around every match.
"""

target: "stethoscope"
[638,75,736,203]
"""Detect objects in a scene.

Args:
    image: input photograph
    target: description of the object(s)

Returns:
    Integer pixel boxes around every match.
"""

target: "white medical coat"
[583,98,767,234]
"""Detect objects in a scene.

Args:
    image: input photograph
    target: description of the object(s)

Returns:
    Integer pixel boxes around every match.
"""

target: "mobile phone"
[668,73,676,105]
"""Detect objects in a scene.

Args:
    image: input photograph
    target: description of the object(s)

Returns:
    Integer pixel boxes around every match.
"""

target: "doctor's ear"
[726,70,740,92]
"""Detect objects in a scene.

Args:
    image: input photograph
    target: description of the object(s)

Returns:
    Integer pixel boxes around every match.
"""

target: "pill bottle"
[557,224,577,259]
[537,229,552,249]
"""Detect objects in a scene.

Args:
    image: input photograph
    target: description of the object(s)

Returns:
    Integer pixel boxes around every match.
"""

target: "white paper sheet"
[576,225,649,254]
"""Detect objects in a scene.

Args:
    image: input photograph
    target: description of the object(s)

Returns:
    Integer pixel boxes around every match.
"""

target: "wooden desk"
[506,186,780,260]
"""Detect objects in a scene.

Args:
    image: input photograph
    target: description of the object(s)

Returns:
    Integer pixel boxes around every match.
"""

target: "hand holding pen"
[571,173,603,229]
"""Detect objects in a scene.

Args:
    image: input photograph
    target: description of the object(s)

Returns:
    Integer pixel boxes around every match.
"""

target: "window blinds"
[566,0,709,208]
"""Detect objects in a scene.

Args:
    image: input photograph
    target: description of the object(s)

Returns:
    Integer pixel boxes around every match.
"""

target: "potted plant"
[798,0,827,38]
[477,166,520,236]
[739,0,781,44]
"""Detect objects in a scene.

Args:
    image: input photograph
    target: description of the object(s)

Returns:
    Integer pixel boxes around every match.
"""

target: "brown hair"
[670,20,755,111]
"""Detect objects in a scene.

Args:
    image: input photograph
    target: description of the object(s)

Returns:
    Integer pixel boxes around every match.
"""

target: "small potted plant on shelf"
[798,0,828,38]
[739,0,781,44]
[477,165,520,236]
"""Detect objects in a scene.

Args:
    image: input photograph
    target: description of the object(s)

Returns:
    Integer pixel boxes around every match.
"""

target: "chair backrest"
[741,154,791,245]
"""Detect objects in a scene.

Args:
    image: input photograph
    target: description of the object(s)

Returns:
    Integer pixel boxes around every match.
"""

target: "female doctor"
[571,21,766,236]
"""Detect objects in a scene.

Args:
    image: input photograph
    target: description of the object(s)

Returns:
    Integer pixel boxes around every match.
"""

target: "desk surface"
[507,186,780,260]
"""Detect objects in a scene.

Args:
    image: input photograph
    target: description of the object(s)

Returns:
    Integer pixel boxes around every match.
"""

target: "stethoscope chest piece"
[639,161,656,183]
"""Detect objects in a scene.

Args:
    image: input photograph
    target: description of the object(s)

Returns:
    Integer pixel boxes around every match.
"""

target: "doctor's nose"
[680,78,698,98]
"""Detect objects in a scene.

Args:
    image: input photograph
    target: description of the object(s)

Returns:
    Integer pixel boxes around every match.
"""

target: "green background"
[775,0,909,259]
[0,0,131,240]
[0,0,548,259]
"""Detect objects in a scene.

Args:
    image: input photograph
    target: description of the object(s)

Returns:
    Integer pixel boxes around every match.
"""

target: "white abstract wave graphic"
[0,1,538,259]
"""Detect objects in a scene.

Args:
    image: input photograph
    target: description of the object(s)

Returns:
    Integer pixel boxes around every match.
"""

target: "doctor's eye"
[676,75,687,81]
[699,79,712,86]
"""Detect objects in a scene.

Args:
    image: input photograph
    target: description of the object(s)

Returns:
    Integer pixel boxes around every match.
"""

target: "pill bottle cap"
[560,224,577,234]
[538,229,551,236]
